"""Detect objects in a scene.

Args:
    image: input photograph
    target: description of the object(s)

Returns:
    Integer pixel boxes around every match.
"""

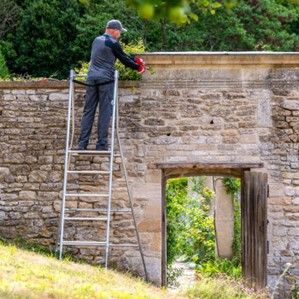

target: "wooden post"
[242,171,268,289]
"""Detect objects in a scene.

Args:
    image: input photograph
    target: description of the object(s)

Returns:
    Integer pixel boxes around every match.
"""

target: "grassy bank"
[0,240,267,299]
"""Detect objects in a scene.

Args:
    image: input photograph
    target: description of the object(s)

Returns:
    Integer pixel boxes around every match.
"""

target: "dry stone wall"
[0,53,299,296]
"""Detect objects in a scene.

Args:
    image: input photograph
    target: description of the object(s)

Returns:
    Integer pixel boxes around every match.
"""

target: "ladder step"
[63,241,106,246]
[65,193,109,197]
[64,217,108,221]
[69,150,111,155]
[65,208,131,213]
[62,241,138,247]
[67,170,110,174]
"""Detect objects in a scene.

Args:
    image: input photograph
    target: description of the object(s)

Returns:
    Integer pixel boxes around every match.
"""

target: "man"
[77,19,145,151]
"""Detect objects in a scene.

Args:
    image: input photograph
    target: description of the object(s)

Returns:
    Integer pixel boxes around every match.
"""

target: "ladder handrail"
[58,69,75,259]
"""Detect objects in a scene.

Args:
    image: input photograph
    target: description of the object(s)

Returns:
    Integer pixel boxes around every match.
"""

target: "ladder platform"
[67,170,110,174]
[65,208,131,213]
[62,241,138,247]
[65,193,109,197]
[64,217,108,221]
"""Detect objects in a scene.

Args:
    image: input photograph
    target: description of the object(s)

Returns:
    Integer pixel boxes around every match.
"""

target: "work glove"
[134,56,146,74]
[138,64,145,74]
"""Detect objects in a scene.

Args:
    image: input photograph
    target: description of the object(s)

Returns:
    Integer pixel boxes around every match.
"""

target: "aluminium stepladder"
[56,70,148,280]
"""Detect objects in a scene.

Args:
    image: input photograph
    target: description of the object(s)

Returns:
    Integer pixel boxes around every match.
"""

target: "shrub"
[0,47,10,79]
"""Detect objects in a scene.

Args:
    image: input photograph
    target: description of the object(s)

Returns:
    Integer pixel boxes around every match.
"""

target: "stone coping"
[142,52,299,65]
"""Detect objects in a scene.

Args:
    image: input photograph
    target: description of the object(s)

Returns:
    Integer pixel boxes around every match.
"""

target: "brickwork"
[0,53,298,296]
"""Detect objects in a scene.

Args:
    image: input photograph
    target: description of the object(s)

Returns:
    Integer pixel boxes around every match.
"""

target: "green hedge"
[0,48,10,79]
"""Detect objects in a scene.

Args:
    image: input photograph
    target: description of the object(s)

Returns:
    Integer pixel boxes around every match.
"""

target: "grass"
[0,238,268,299]
[186,274,268,299]
[0,239,178,299]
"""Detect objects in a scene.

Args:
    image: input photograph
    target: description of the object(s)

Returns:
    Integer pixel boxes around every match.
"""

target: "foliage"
[186,275,268,299]
[0,0,20,39]
[167,176,243,282]
[166,177,215,266]
[144,0,299,51]
[4,0,84,79]
[291,283,299,299]
[198,258,242,278]
[76,41,145,80]
[126,0,238,24]
[223,177,241,260]
[0,47,10,79]
[116,41,145,81]
[1,0,299,78]
[223,177,241,197]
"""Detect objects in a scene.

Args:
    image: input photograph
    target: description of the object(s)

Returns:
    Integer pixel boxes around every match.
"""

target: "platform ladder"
[56,70,148,280]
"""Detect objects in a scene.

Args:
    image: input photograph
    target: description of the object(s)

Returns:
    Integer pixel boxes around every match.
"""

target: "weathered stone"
[19,191,37,200]
[0,167,10,180]
[282,99,299,111]
[29,171,48,183]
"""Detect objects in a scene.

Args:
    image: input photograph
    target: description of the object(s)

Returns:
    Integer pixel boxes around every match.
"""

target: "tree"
[142,0,299,51]
[126,0,238,24]
[0,0,20,39]
[7,0,84,78]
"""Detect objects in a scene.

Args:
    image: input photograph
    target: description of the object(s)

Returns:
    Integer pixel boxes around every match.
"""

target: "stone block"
[29,171,48,183]
[269,183,285,197]
[282,99,299,111]
[19,191,37,200]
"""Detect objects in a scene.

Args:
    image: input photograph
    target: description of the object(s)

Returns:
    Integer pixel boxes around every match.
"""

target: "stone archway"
[158,162,268,289]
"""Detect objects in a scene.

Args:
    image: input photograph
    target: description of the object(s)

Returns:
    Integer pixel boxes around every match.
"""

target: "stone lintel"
[157,162,264,169]
[157,162,264,178]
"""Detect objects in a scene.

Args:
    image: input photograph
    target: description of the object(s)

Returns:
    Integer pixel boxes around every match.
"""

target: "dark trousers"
[78,79,114,148]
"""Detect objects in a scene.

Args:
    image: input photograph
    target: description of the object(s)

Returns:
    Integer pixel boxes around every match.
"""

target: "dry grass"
[0,241,181,299]
[0,240,268,299]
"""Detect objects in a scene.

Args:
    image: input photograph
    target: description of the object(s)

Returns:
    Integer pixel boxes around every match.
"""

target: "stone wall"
[0,53,299,296]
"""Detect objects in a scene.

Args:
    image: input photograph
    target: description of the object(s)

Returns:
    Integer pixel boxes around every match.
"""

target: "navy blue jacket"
[87,33,139,80]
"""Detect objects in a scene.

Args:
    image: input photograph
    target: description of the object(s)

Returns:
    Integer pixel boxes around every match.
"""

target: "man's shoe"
[95,145,108,151]
[76,144,87,150]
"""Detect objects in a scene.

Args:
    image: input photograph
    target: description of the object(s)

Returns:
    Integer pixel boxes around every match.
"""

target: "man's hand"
[135,56,146,74]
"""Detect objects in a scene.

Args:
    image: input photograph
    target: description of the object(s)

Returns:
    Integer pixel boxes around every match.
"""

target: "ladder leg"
[104,71,119,268]
[57,70,75,259]
[115,87,149,281]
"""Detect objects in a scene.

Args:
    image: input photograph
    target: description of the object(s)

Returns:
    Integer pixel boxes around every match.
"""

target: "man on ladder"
[77,19,145,151]
[57,18,148,281]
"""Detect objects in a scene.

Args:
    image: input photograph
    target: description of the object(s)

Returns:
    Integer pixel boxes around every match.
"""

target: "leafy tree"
[2,0,299,78]
[6,0,84,78]
[72,0,143,65]
[144,0,299,51]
